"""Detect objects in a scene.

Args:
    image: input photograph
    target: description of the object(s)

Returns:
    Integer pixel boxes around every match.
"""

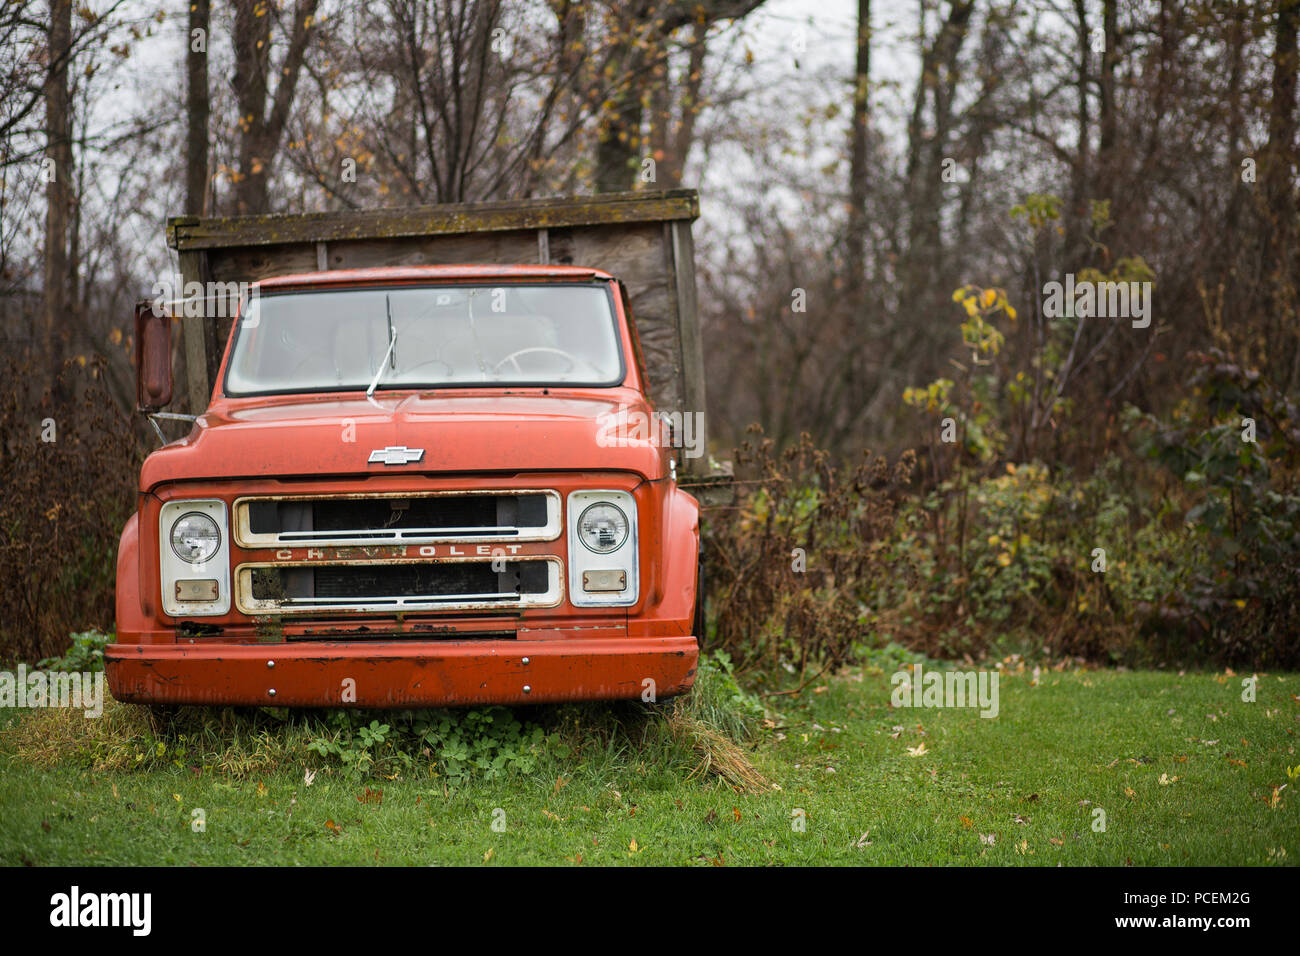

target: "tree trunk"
[231,0,319,214]
[1066,0,1091,266]
[595,0,767,192]
[1097,0,1117,196]
[42,0,73,383]
[846,0,870,297]
[1266,0,1299,387]
[186,0,211,216]
[595,14,648,193]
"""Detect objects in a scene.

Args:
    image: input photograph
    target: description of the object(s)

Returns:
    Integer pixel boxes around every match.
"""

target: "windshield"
[224,283,624,395]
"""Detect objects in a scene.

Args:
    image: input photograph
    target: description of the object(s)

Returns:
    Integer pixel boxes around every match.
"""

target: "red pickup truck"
[107,192,710,709]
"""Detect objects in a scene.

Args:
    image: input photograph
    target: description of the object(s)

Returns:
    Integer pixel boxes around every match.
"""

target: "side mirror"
[135,299,173,411]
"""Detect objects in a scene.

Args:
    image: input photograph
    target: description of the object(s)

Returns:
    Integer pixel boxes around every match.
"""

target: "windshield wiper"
[366,294,398,397]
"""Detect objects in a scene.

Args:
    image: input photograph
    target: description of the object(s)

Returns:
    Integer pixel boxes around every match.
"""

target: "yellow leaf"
[981,288,997,308]
[484,847,495,862]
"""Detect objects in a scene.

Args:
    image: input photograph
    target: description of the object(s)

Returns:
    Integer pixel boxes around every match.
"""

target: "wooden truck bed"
[166,189,708,473]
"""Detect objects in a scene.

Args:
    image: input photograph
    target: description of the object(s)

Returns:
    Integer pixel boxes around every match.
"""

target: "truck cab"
[107,194,707,708]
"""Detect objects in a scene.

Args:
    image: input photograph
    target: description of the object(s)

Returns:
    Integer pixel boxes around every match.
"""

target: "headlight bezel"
[567,489,639,607]
[158,498,231,617]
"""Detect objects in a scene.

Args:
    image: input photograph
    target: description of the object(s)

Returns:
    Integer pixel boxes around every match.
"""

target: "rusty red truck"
[107,190,713,709]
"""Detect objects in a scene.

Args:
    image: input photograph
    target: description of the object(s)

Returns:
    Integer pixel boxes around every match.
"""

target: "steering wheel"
[493,347,592,377]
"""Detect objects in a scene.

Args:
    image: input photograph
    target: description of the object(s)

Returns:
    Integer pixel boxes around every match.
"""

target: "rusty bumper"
[105,636,698,708]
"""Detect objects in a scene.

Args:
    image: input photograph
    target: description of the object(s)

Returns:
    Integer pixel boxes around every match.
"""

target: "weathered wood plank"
[554,223,683,415]
[169,190,699,252]
[177,249,210,414]
[671,219,707,472]
[172,191,706,459]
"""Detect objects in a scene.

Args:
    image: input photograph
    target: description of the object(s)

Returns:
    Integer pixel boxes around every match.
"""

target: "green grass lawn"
[0,666,1295,865]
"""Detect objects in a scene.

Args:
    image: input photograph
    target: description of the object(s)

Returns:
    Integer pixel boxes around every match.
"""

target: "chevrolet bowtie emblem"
[368,446,425,466]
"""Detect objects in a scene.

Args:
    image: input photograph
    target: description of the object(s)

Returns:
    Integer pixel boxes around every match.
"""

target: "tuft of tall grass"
[0,652,772,790]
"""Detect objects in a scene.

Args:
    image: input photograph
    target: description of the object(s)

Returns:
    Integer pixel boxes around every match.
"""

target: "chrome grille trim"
[234,557,563,615]
[232,490,561,548]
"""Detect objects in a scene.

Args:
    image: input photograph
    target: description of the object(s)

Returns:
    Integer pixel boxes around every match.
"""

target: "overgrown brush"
[0,356,142,663]
[702,427,914,680]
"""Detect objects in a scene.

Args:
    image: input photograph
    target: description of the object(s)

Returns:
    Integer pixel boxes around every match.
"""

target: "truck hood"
[140,391,667,490]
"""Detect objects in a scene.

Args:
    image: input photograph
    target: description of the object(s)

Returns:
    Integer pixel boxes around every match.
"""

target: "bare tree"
[42,0,73,382]
[231,0,320,215]
[187,0,211,216]
[845,0,870,297]
[592,0,767,192]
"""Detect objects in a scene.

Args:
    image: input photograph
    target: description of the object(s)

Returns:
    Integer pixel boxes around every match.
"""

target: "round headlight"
[577,502,629,554]
[170,512,221,563]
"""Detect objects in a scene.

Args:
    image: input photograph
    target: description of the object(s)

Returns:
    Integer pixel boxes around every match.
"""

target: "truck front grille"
[233,490,560,548]
[235,558,561,614]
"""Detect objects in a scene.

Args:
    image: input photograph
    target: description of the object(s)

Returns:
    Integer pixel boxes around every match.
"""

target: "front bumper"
[105,636,698,708]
